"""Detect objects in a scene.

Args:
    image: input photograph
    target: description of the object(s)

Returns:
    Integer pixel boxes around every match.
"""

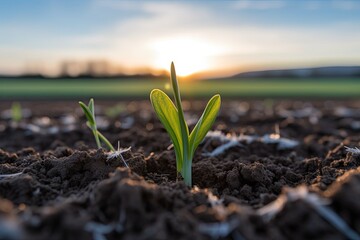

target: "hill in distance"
[0,73,168,80]
[1,66,360,80]
[231,66,360,79]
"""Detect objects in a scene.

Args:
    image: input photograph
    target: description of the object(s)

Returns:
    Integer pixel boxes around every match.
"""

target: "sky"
[1,0,360,77]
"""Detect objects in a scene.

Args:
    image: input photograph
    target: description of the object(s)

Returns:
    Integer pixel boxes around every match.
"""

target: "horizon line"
[1,64,359,80]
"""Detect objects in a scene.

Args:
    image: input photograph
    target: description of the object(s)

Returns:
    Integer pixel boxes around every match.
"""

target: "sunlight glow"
[150,37,225,77]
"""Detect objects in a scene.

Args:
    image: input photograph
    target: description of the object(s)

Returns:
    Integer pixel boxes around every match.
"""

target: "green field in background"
[0,78,359,99]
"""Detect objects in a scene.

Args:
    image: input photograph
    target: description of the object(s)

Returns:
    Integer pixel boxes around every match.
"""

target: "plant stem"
[89,99,101,149]
[92,128,101,149]
[97,131,116,152]
[171,62,191,185]
[182,157,192,186]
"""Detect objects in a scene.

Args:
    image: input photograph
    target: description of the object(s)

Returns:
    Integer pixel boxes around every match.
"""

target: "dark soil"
[0,100,359,240]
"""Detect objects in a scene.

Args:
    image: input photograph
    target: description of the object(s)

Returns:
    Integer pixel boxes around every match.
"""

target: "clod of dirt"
[325,167,360,234]
[1,100,360,239]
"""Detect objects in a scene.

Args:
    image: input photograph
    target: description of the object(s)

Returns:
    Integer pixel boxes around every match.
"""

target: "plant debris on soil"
[0,99,360,240]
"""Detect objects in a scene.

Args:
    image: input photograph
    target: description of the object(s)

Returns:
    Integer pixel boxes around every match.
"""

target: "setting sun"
[150,37,224,77]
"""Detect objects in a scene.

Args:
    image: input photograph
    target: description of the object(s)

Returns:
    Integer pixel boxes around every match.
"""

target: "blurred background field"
[1,77,359,99]
[1,1,360,101]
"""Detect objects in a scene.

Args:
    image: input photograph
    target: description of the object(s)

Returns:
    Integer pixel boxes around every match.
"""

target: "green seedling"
[79,99,115,152]
[150,62,221,186]
[11,102,22,123]
[79,99,130,168]
[105,103,126,119]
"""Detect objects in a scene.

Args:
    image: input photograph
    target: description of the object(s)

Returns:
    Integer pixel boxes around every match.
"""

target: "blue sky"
[1,0,360,77]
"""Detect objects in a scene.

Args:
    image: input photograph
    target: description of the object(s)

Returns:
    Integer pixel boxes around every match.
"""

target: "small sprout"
[79,98,115,151]
[11,102,22,123]
[79,99,129,168]
[150,62,221,186]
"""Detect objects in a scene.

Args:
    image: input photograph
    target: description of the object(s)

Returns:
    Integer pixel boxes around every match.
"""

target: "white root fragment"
[106,141,131,168]
[257,186,360,240]
[261,134,299,150]
[203,130,299,157]
[85,222,114,240]
[0,172,23,179]
[205,131,233,142]
[257,186,319,221]
[167,144,174,150]
[237,135,257,144]
[345,146,360,156]
[203,131,242,157]
[195,187,245,239]
[198,218,241,239]
[85,208,125,240]
[203,140,240,157]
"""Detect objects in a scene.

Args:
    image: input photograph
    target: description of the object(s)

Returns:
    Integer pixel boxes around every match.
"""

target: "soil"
[0,99,359,240]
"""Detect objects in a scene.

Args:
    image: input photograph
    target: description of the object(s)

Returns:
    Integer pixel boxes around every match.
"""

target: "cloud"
[231,0,286,10]
[71,2,216,68]
[332,0,360,10]
[78,1,360,72]
[303,1,323,10]
[92,0,139,10]
[2,1,360,76]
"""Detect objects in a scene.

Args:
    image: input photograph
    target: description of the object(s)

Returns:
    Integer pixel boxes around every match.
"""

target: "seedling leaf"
[170,62,189,166]
[150,89,184,167]
[79,99,110,151]
[189,94,221,155]
[88,98,95,117]
[79,101,95,126]
[97,131,116,152]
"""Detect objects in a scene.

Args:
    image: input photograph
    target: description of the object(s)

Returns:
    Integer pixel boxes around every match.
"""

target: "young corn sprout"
[11,102,22,123]
[150,62,221,186]
[79,99,130,167]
